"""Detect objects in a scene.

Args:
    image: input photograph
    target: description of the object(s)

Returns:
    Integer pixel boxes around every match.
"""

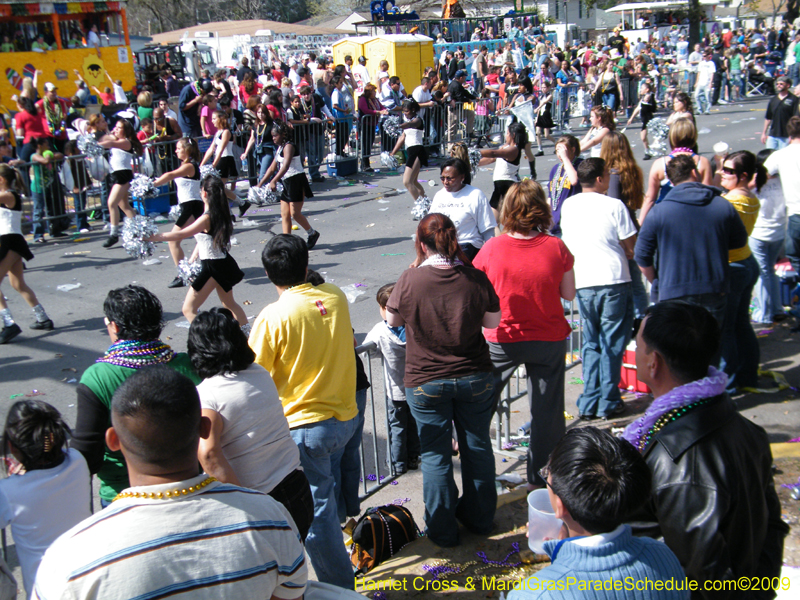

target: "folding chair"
[746,72,769,97]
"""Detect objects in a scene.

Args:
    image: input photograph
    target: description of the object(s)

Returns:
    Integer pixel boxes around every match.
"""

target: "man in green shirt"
[71,285,201,506]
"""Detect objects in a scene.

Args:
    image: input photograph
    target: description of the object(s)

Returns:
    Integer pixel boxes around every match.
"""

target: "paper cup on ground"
[527,489,562,553]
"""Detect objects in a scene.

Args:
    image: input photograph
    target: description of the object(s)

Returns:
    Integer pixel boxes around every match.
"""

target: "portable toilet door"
[332,37,373,69]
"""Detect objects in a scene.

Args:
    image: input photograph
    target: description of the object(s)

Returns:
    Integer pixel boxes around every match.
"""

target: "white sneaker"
[102,223,110,231]
[719,99,728,104]
[79,228,90,233]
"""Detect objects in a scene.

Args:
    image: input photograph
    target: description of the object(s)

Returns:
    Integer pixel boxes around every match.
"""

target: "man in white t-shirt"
[765,116,800,275]
[687,43,702,93]
[353,56,371,94]
[33,366,308,600]
[676,35,689,63]
[560,157,637,421]
[288,60,302,88]
[694,50,715,114]
[411,77,434,118]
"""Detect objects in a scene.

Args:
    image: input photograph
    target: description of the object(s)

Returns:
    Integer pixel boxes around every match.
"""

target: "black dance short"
[405,145,428,169]
[191,253,245,293]
[0,233,34,263]
[281,173,313,203]
[109,169,134,186]
[175,200,205,228]
[216,156,238,179]
[489,180,516,210]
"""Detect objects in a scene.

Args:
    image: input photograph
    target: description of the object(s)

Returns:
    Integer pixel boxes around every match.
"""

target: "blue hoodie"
[635,182,748,300]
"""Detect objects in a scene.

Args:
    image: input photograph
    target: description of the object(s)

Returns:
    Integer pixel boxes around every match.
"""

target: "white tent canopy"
[606,1,716,14]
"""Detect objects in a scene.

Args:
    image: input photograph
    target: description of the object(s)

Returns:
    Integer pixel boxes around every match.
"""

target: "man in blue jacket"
[634,154,748,327]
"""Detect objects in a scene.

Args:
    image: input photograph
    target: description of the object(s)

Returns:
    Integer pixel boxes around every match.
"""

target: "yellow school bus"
[0,1,135,102]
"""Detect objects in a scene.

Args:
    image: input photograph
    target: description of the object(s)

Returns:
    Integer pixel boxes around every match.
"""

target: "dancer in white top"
[0,165,54,343]
[391,99,429,215]
[152,138,204,289]
[259,122,320,248]
[147,175,249,333]
[100,119,143,248]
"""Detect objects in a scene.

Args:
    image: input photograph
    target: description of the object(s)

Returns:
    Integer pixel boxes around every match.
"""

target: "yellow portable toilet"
[363,34,434,89]
[332,36,376,71]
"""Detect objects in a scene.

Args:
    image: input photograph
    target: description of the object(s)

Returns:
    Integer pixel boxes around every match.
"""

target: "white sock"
[33,304,49,323]
[110,225,120,236]
[241,322,251,337]
[0,308,14,327]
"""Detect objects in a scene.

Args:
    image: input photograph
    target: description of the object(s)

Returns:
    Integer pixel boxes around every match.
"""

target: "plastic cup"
[527,489,562,553]
[713,141,729,156]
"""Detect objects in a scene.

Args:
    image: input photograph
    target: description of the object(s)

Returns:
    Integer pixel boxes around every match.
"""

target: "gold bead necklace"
[112,476,217,502]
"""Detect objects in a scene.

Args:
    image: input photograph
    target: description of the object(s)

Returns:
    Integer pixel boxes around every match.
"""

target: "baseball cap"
[302,54,310,60]
[358,56,367,64]
[455,69,467,78]
[297,81,311,91]
[471,49,479,54]
[44,82,57,92]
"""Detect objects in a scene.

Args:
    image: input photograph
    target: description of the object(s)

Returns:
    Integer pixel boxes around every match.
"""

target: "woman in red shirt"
[13,97,48,163]
[238,72,263,107]
[472,179,575,491]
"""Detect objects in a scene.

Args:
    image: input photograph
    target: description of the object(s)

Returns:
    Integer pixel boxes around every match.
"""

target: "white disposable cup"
[713,141,729,156]
[527,489,563,553]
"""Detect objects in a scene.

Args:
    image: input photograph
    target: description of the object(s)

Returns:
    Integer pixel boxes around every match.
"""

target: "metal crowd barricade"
[354,341,399,499]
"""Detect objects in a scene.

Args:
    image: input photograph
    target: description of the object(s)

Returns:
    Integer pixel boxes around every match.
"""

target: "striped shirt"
[33,474,307,600]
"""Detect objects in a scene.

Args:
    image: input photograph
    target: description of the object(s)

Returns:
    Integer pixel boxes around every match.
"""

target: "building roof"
[149,19,342,44]
[606,0,717,13]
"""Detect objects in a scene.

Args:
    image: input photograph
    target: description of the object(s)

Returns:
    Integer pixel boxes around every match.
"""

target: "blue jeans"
[786,214,800,275]
[72,191,90,230]
[695,85,711,113]
[749,237,785,323]
[602,93,617,110]
[576,283,633,418]
[336,388,366,523]
[766,136,789,150]
[388,398,420,472]
[406,371,496,547]
[257,150,275,182]
[306,134,325,179]
[791,64,800,87]
[290,415,357,589]
[720,256,760,393]
[32,191,45,240]
[628,258,650,319]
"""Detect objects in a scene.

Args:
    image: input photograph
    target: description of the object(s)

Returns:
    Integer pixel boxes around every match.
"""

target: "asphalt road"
[3,93,799,594]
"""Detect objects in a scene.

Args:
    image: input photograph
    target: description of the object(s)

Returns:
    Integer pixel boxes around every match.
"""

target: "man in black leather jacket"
[626,301,788,599]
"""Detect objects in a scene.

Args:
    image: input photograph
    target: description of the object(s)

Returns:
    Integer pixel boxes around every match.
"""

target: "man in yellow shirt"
[250,234,357,590]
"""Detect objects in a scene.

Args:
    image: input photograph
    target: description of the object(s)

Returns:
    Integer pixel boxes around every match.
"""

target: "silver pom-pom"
[121,215,159,259]
[411,195,431,221]
[381,151,399,170]
[468,147,482,175]
[247,182,283,205]
[169,204,182,221]
[383,116,403,138]
[177,258,203,285]
[129,174,157,199]
[646,118,670,157]
[77,134,105,158]
[200,164,220,179]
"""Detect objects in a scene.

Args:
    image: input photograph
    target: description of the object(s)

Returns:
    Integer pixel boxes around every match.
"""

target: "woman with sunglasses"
[427,158,495,261]
[717,150,764,393]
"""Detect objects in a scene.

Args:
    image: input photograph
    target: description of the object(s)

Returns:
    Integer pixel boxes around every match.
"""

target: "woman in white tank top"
[391,99,429,219]
[258,122,320,247]
[98,119,143,249]
[0,165,54,342]
[152,138,205,288]
[478,122,527,231]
